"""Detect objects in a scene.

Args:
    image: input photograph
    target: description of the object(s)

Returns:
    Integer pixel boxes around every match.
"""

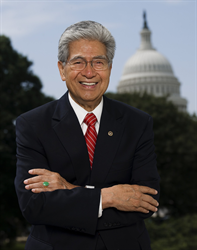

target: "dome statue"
[117,12,187,112]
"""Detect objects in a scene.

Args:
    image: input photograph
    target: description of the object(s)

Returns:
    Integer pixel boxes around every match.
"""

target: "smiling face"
[58,39,112,111]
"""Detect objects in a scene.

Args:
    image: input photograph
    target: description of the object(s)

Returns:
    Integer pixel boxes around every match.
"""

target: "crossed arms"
[24,168,159,214]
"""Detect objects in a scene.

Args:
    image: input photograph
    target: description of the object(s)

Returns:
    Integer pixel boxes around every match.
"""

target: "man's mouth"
[80,82,98,86]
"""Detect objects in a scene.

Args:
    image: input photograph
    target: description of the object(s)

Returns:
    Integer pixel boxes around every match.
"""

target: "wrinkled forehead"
[67,39,107,61]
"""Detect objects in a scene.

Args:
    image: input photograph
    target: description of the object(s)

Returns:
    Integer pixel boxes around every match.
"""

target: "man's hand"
[101,184,159,214]
[24,169,78,193]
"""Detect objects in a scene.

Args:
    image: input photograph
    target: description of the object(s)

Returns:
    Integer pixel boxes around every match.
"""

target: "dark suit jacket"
[15,92,160,250]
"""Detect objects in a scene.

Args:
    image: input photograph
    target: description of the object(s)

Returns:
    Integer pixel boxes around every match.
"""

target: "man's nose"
[81,62,96,78]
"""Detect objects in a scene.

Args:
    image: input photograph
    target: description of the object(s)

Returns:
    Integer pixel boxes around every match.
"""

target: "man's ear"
[57,61,66,81]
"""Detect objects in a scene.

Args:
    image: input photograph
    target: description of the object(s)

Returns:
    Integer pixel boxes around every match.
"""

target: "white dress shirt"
[68,93,103,217]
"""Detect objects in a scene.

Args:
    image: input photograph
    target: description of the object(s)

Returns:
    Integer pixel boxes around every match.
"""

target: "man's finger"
[142,194,159,207]
[24,175,48,184]
[31,188,50,193]
[138,185,158,195]
[25,182,50,190]
[31,186,64,193]
[28,168,52,176]
[140,200,158,212]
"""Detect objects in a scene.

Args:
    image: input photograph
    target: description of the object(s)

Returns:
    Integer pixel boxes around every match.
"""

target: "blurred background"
[0,0,196,249]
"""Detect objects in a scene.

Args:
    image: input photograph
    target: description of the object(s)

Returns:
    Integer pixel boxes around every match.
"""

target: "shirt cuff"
[98,194,103,218]
[85,185,103,218]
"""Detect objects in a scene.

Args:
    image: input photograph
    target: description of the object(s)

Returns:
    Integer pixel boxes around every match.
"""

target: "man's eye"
[73,61,83,65]
[95,60,104,65]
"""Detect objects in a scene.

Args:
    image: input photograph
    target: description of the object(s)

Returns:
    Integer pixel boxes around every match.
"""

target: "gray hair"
[58,20,116,64]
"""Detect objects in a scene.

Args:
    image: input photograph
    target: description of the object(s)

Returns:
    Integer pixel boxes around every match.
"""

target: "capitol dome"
[117,12,187,112]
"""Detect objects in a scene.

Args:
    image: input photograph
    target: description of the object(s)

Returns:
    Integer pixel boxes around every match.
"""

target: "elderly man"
[15,21,160,250]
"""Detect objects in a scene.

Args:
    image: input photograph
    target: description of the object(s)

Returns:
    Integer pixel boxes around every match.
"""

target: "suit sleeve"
[15,115,100,235]
[96,115,160,230]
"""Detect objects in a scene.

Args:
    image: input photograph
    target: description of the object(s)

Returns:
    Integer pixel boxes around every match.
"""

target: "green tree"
[145,214,197,250]
[0,36,54,242]
[105,92,197,216]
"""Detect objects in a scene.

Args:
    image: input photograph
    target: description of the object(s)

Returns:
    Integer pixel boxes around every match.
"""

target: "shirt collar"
[68,92,103,125]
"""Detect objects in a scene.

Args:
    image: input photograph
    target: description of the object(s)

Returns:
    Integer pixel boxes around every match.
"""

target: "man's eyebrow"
[69,55,108,61]
[69,56,83,61]
[93,55,108,60]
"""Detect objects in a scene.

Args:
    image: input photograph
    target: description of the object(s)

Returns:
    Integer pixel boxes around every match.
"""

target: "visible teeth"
[80,82,97,86]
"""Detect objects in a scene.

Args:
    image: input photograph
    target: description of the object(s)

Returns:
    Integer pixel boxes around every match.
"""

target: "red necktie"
[84,113,97,169]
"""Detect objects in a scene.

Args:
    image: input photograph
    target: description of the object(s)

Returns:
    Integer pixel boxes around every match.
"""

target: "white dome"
[117,13,187,112]
[121,50,174,81]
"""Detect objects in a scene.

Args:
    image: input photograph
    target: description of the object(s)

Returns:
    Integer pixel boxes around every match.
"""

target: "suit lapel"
[52,93,91,185]
[90,96,124,186]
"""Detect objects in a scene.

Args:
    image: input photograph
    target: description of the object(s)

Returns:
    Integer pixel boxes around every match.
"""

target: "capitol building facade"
[117,13,187,112]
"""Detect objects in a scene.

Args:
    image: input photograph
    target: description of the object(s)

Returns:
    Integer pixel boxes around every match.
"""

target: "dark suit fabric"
[15,92,160,250]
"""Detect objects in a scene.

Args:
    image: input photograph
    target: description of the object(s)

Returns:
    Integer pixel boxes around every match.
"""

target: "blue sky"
[1,0,196,114]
